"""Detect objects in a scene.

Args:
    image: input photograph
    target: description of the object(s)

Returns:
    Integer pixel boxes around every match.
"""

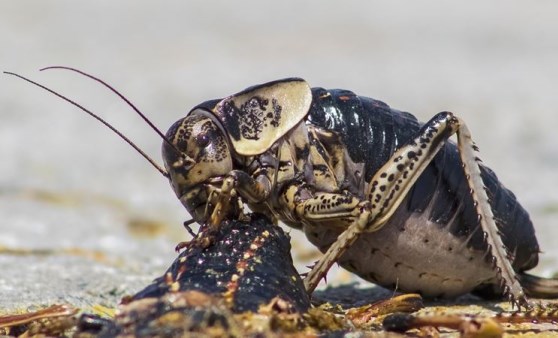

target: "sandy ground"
[1,1,558,314]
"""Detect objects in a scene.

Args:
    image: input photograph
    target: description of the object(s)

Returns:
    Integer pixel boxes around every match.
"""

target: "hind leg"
[455,119,527,308]
[301,112,528,308]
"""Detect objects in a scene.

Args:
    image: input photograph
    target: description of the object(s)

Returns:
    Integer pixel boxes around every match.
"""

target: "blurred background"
[1,1,558,311]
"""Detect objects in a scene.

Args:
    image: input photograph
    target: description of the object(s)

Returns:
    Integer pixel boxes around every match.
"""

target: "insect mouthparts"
[172,156,195,170]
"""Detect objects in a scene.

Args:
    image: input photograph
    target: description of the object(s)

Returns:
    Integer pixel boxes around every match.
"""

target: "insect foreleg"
[209,170,272,226]
[303,112,462,293]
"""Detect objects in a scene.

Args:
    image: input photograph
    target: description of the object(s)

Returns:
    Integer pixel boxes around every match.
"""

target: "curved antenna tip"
[40,66,76,72]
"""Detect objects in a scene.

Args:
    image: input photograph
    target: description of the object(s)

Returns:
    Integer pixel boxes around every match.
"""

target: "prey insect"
[6,68,558,311]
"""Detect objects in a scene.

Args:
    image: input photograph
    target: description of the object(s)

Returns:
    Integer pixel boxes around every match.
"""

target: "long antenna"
[4,71,170,178]
[40,66,182,155]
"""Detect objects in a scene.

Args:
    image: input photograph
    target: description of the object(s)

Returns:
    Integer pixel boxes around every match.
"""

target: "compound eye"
[196,133,210,148]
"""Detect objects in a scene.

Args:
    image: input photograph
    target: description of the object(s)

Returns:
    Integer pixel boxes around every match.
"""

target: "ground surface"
[1,1,558,335]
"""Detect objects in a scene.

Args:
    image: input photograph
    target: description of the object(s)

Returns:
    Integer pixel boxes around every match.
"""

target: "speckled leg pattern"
[302,112,526,308]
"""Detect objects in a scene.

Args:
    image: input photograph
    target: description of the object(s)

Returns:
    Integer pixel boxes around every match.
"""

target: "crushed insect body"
[5,68,558,336]
[130,213,311,313]
[73,215,318,337]
[0,215,417,337]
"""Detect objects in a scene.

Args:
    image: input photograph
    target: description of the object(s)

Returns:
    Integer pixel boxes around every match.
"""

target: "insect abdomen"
[307,88,421,183]
[307,87,539,272]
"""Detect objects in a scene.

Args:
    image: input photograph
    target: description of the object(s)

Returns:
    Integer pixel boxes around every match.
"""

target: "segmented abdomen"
[307,87,539,272]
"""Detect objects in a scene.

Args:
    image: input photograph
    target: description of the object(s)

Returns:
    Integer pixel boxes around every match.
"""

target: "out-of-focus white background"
[1,1,558,310]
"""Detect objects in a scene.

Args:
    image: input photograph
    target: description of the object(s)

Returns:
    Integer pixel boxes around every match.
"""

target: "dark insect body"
[304,87,539,298]
[162,78,557,309]
[6,69,558,311]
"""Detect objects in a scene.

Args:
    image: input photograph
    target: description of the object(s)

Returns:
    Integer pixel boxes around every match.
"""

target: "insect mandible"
[6,68,558,310]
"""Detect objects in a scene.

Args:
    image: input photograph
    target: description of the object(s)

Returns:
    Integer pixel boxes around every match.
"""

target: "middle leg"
[301,112,462,293]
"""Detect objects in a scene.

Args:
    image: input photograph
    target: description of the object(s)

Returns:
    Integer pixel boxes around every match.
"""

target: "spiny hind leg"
[456,118,528,309]
[302,112,527,309]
